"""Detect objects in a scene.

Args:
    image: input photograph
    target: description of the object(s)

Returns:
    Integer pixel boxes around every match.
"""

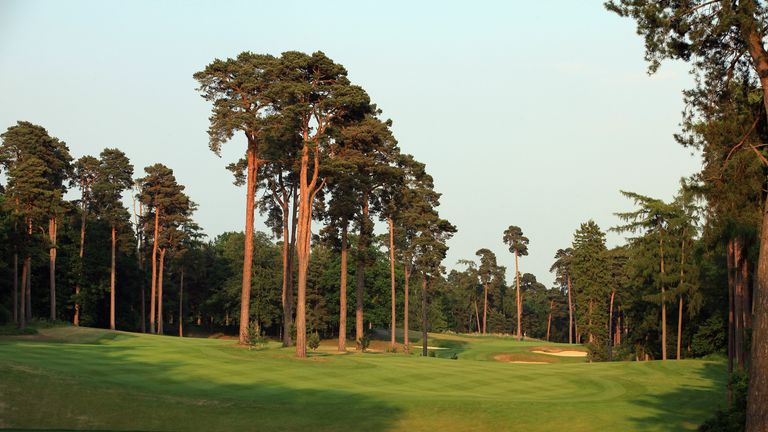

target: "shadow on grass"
[0,340,403,431]
[627,361,728,431]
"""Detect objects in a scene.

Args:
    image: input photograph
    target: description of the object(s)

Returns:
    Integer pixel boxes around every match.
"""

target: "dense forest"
[2,2,768,427]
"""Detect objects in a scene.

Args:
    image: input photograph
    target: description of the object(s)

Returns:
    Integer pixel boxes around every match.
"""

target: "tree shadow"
[626,361,728,431]
[0,339,403,431]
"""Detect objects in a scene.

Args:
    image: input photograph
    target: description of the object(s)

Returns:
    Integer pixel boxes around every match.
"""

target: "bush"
[427,350,436,357]
[245,321,267,350]
[450,352,458,360]
[0,324,37,336]
[699,371,747,431]
[692,315,726,358]
[586,342,610,362]
[357,334,371,352]
[308,332,320,351]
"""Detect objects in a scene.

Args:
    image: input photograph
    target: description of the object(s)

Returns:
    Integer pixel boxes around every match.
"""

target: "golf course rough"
[0,327,727,431]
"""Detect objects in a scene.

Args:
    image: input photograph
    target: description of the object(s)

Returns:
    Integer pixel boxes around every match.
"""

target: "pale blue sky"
[0,1,701,287]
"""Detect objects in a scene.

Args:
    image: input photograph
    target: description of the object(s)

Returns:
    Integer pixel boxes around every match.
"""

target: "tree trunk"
[515,249,522,341]
[157,248,166,335]
[677,296,684,361]
[110,224,116,330]
[25,254,31,321]
[482,283,488,335]
[179,266,184,337]
[49,217,57,321]
[608,289,615,361]
[546,299,554,342]
[473,301,481,334]
[660,234,667,361]
[389,218,396,349]
[13,253,18,324]
[567,274,573,344]
[728,238,735,377]
[338,222,348,352]
[239,143,259,345]
[355,196,369,351]
[747,171,768,431]
[404,264,410,352]
[422,275,428,357]
[150,207,160,334]
[75,206,86,327]
[19,257,28,330]
[283,186,298,347]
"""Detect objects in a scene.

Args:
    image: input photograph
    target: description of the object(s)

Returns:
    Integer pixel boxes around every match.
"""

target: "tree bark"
[677,297,684,361]
[482,283,488,335]
[660,233,667,361]
[157,248,166,335]
[735,238,745,369]
[110,224,116,330]
[747,164,768,431]
[239,142,259,345]
[515,249,522,341]
[355,196,369,350]
[389,218,396,349]
[422,275,428,357]
[75,205,86,327]
[19,256,28,330]
[473,301,481,334]
[566,274,573,344]
[179,266,184,337]
[728,238,735,377]
[404,264,410,352]
[608,289,615,360]
[25,254,31,321]
[48,217,57,321]
[338,222,348,352]
[13,253,18,324]
[150,207,160,334]
[546,299,554,342]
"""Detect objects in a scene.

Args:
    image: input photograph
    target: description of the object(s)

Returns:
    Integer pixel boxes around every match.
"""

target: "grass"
[0,325,727,431]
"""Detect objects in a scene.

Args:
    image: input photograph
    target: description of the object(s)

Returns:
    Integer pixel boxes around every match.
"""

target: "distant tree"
[550,248,575,343]
[475,248,498,335]
[194,52,278,345]
[614,192,679,360]
[503,225,529,340]
[72,155,99,326]
[572,220,610,350]
[93,148,133,330]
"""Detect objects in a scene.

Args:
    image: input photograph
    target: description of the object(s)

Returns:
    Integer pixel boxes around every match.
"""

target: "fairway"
[0,327,727,431]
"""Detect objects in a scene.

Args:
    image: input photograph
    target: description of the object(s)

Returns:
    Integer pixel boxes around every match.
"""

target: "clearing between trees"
[0,326,726,431]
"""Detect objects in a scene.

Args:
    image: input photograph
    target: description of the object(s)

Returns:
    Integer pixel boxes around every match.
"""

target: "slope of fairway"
[0,327,727,431]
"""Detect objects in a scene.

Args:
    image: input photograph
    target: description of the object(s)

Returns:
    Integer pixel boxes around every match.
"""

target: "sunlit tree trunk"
[515,249,522,341]
[355,195,369,351]
[546,300,554,342]
[48,217,57,321]
[421,275,428,357]
[338,222,348,352]
[567,274,573,344]
[150,207,160,334]
[157,248,166,335]
[19,256,28,330]
[473,301,481,334]
[404,264,410,352]
[482,283,488,335]
[608,289,615,360]
[659,232,667,361]
[239,142,259,345]
[75,207,86,327]
[110,224,116,330]
[389,218,396,349]
[13,253,18,324]
[179,266,184,337]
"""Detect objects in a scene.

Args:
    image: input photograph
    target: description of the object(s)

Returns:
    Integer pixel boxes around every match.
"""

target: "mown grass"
[0,326,727,431]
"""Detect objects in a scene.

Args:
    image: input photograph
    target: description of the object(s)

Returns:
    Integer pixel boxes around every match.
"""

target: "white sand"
[531,350,587,357]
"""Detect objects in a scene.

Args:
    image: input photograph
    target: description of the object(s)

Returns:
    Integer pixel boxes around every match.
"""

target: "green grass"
[0,326,727,431]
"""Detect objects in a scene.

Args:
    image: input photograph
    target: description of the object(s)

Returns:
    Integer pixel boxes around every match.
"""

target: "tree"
[93,148,134,330]
[550,247,575,343]
[275,51,371,358]
[571,220,611,350]
[72,155,99,326]
[138,164,190,334]
[0,121,72,323]
[614,191,679,360]
[475,248,498,335]
[606,1,768,425]
[503,225,529,340]
[194,52,279,345]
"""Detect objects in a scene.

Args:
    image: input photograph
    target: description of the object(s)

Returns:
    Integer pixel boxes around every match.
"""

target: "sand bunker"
[493,354,552,364]
[531,350,587,357]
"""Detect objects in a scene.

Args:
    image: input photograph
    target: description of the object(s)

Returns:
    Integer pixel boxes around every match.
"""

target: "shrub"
[450,352,458,360]
[427,350,436,357]
[245,321,267,350]
[357,334,371,352]
[308,332,321,351]
[699,371,747,431]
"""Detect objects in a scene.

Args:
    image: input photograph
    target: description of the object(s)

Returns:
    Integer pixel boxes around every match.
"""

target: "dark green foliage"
[308,332,320,351]
[700,371,748,432]
[693,315,728,357]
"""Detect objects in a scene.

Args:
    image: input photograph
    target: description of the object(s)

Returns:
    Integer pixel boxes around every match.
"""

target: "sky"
[0,0,702,288]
